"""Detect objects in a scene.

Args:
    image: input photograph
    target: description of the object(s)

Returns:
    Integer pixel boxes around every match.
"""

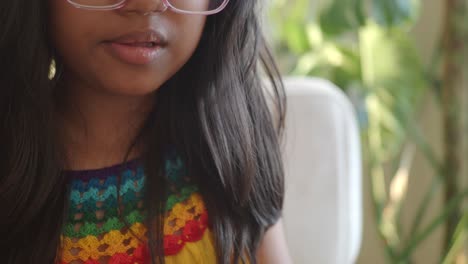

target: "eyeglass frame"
[65,0,230,15]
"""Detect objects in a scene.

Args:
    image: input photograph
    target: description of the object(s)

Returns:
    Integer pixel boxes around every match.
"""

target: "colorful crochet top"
[58,156,217,264]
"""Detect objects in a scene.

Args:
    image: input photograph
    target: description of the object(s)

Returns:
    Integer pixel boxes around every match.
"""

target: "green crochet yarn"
[63,210,146,238]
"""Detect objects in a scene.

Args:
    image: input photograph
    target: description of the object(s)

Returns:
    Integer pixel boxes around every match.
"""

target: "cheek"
[49,0,102,74]
[49,0,95,52]
[169,16,206,68]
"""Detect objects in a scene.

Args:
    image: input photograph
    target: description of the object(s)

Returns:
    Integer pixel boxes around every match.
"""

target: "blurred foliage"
[268,0,468,262]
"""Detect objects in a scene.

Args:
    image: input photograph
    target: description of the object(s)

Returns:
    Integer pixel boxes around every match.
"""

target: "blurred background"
[265,0,468,263]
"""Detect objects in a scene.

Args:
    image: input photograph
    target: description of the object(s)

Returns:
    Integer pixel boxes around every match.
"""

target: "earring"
[48,58,56,80]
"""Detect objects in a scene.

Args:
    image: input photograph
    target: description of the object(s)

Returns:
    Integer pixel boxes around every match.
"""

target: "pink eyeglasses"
[66,0,229,15]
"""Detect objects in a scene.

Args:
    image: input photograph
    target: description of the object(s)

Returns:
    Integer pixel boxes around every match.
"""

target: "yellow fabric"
[165,229,217,264]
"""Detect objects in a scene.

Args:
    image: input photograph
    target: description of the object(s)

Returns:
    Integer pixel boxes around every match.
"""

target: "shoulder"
[256,218,293,264]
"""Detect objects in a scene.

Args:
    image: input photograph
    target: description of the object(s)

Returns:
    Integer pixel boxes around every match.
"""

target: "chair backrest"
[281,77,362,264]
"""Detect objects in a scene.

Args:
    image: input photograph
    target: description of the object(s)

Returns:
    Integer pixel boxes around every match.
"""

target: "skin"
[48,0,292,262]
[49,0,206,97]
[48,0,207,168]
[257,218,294,264]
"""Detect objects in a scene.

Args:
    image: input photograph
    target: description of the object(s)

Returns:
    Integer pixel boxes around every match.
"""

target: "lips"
[103,29,168,65]
[107,29,168,46]
[119,42,158,47]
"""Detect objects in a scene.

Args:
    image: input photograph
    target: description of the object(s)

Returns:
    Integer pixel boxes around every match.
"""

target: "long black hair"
[0,0,286,263]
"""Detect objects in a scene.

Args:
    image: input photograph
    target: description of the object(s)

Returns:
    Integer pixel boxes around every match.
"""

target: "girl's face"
[48,0,207,96]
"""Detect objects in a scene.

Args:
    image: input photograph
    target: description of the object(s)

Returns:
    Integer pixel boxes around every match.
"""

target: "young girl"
[1,0,291,263]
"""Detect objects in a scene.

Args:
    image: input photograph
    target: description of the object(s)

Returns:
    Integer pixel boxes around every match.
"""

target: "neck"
[57,78,155,170]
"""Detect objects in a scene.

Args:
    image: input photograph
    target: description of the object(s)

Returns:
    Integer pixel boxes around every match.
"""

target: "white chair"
[281,77,362,264]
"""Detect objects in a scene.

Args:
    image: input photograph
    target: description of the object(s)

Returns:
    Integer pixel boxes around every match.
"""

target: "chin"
[113,85,160,97]
[100,78,163,97]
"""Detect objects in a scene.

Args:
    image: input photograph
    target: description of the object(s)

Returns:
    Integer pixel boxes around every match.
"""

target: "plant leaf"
[371,0,421,27]
[319,0,366,35]
[359,22,427,159]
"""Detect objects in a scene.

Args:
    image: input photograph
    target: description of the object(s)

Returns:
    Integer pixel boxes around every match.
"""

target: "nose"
[119,0,168,15]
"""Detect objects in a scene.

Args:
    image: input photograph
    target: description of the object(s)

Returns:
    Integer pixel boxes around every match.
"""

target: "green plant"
[268,0,468,262]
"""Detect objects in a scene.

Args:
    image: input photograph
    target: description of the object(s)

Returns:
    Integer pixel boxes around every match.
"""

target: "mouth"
[103,29,168,65]
[116,42,160,47]
[106,29,168,46]
[103,41,164,65]
[107,40,165,48]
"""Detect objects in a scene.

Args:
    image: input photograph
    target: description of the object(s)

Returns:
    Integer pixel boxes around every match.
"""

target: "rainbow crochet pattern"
[58,157,217,264]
